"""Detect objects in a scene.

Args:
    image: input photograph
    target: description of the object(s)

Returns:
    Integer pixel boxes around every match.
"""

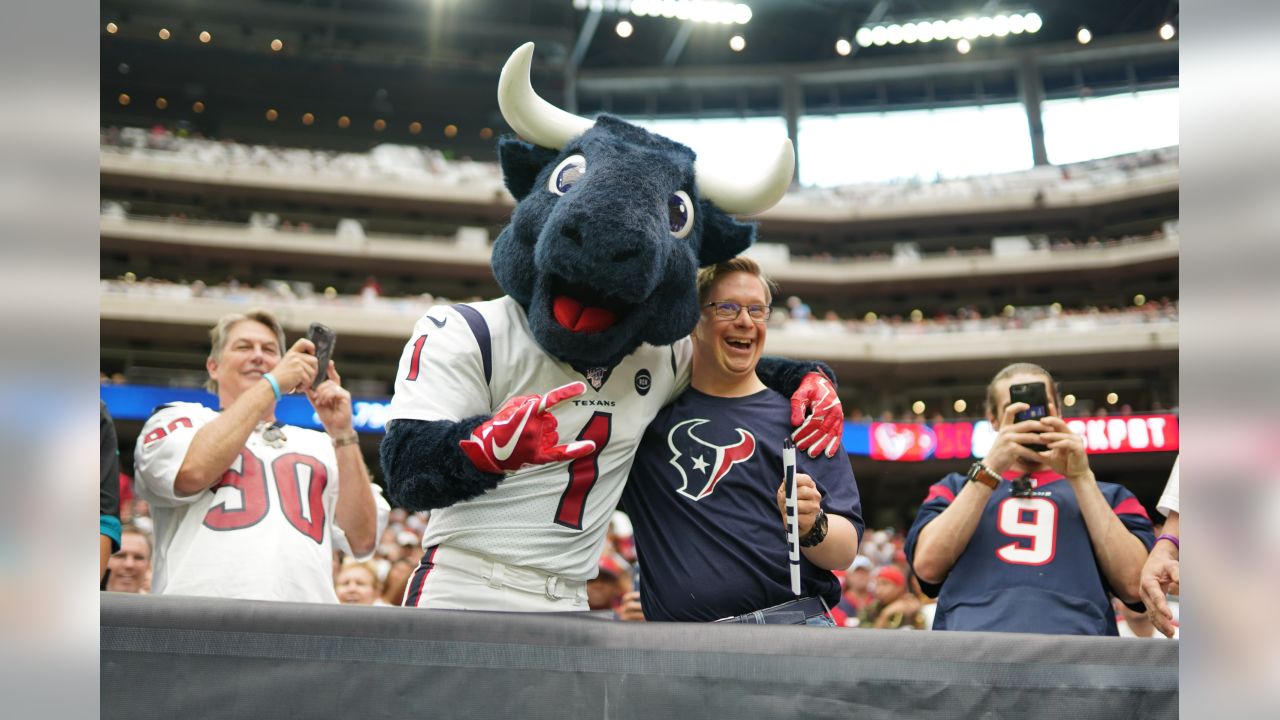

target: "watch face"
[968,463,996,487]
[801,511,828,547]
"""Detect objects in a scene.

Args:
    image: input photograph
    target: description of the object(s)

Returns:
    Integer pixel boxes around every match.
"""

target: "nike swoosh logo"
[491,401,535,462]
[427,316,448,328]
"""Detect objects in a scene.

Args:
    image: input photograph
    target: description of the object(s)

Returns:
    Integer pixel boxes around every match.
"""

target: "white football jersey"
[389,297,690,581]
[134,402,388,603]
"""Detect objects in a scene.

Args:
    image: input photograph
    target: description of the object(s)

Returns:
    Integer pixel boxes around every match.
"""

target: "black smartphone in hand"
[1009,381,1049,451]
[307,322,337,389]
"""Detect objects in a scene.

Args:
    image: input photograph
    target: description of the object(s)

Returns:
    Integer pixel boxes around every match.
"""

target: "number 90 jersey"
[134,402,384,603]
[389,298,689,582]
[905,470,1155,636]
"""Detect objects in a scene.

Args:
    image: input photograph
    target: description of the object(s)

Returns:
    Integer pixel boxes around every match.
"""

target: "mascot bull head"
[491,43,795,369]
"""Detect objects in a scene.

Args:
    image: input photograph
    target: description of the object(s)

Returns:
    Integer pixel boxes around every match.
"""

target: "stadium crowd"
[101,125,1176,211]
[101,275,1177,337]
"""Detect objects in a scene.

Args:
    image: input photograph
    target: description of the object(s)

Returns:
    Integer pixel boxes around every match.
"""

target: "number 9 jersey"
[388,298,689,582]
[905,470,1155,635]
[134,402,388,603]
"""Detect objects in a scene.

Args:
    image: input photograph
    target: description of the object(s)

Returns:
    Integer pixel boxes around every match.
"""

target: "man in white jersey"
[134,309,387,603]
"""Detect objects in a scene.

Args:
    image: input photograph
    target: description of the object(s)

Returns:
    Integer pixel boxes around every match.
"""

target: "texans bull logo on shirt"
[666,418,756,500]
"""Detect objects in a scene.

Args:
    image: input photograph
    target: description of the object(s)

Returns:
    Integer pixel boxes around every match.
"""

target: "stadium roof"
[100,0,1178,156]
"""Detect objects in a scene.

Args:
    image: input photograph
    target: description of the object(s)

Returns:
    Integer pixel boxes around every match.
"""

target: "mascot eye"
[668,190,695,239]
[548,154,587,196]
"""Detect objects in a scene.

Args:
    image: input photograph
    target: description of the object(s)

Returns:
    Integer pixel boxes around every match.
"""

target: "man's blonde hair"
[696,256,777,306]
[205,309,287,393]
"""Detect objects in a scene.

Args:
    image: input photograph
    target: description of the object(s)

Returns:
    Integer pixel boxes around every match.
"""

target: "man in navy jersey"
[905,362,1154,635]
[623,258,863,624]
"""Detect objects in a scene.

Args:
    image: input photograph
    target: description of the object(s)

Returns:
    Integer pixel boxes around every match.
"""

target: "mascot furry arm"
[382,43,843,513]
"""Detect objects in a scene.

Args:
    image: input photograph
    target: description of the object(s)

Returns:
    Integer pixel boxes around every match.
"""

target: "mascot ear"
[697,207,758,267]
[498,138,561,201]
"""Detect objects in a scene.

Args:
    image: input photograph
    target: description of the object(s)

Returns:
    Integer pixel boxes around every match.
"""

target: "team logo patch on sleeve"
[634,368,652,396]
[666,419,756,501]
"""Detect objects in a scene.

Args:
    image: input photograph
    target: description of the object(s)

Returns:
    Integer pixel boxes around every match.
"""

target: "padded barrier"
[102,593,1177,719]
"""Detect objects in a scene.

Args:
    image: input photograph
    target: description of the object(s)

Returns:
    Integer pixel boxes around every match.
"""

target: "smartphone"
[307,322,337,389]
[1009,381,1049,452]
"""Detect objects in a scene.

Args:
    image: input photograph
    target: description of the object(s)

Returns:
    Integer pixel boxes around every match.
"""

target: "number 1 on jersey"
[553,412,612,530]
[405,334,428,381]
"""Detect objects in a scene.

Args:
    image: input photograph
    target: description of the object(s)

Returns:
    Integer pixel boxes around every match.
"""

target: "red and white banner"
[866,414,1179,461]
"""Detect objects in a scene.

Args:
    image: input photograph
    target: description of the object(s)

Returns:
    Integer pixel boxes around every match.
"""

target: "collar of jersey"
[999,469,1065,486]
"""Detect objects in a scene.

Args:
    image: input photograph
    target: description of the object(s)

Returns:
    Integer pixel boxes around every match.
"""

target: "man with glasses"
[621,257,863,624]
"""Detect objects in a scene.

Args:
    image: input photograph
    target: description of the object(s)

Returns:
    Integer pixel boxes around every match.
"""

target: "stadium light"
[616,19,634,37]
[956,38,971,54]
[1076,26,1092,44]
[835,38,852,56]
[1159,23,1176,40]
[729,34,746,51]
[857,9,1040,50]
[106,22,118,34]
[618,1,752,25]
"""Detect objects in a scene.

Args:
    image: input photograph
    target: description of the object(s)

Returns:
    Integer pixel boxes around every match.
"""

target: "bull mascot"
[381,43,843,611]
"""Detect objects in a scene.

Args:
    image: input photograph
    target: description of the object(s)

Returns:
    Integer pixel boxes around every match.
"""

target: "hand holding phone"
[307,322,337,390]
[1009,381,1049,452]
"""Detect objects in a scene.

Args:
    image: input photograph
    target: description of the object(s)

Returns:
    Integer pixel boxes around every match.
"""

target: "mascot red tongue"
[553,296,616,333]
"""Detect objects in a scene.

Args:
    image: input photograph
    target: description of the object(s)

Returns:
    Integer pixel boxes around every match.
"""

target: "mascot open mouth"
[549,276,632,333]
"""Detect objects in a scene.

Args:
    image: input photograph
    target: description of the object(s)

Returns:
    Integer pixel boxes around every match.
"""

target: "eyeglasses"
[704,301,772,321]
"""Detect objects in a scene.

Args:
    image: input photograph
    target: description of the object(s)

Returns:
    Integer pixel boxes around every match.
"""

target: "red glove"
[789,370,844,458]
[459,381,596,474]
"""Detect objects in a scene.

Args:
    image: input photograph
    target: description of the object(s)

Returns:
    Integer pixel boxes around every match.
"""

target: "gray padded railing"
[101,593,1177,720]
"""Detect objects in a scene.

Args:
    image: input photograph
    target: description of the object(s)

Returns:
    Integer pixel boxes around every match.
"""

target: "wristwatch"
[966,462,1001,490]
[799,509,829,547]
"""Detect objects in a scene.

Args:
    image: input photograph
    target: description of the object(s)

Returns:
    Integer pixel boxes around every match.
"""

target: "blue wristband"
[262,372,282,401]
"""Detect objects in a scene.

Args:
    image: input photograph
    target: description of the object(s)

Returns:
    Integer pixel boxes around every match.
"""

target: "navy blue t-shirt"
[905,470,1155,636]
[623,387,864,622]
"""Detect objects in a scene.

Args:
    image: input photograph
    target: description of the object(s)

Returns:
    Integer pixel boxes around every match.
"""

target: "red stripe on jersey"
[924,484,956,505]
[404,545,439,607]
[1112,497,1151,520]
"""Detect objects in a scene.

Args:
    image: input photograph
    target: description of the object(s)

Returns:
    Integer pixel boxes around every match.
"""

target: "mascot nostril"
[379,42,840,613]
[612,247,641,263]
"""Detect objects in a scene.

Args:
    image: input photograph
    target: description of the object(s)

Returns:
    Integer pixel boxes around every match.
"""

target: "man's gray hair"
[206,309,287,393]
